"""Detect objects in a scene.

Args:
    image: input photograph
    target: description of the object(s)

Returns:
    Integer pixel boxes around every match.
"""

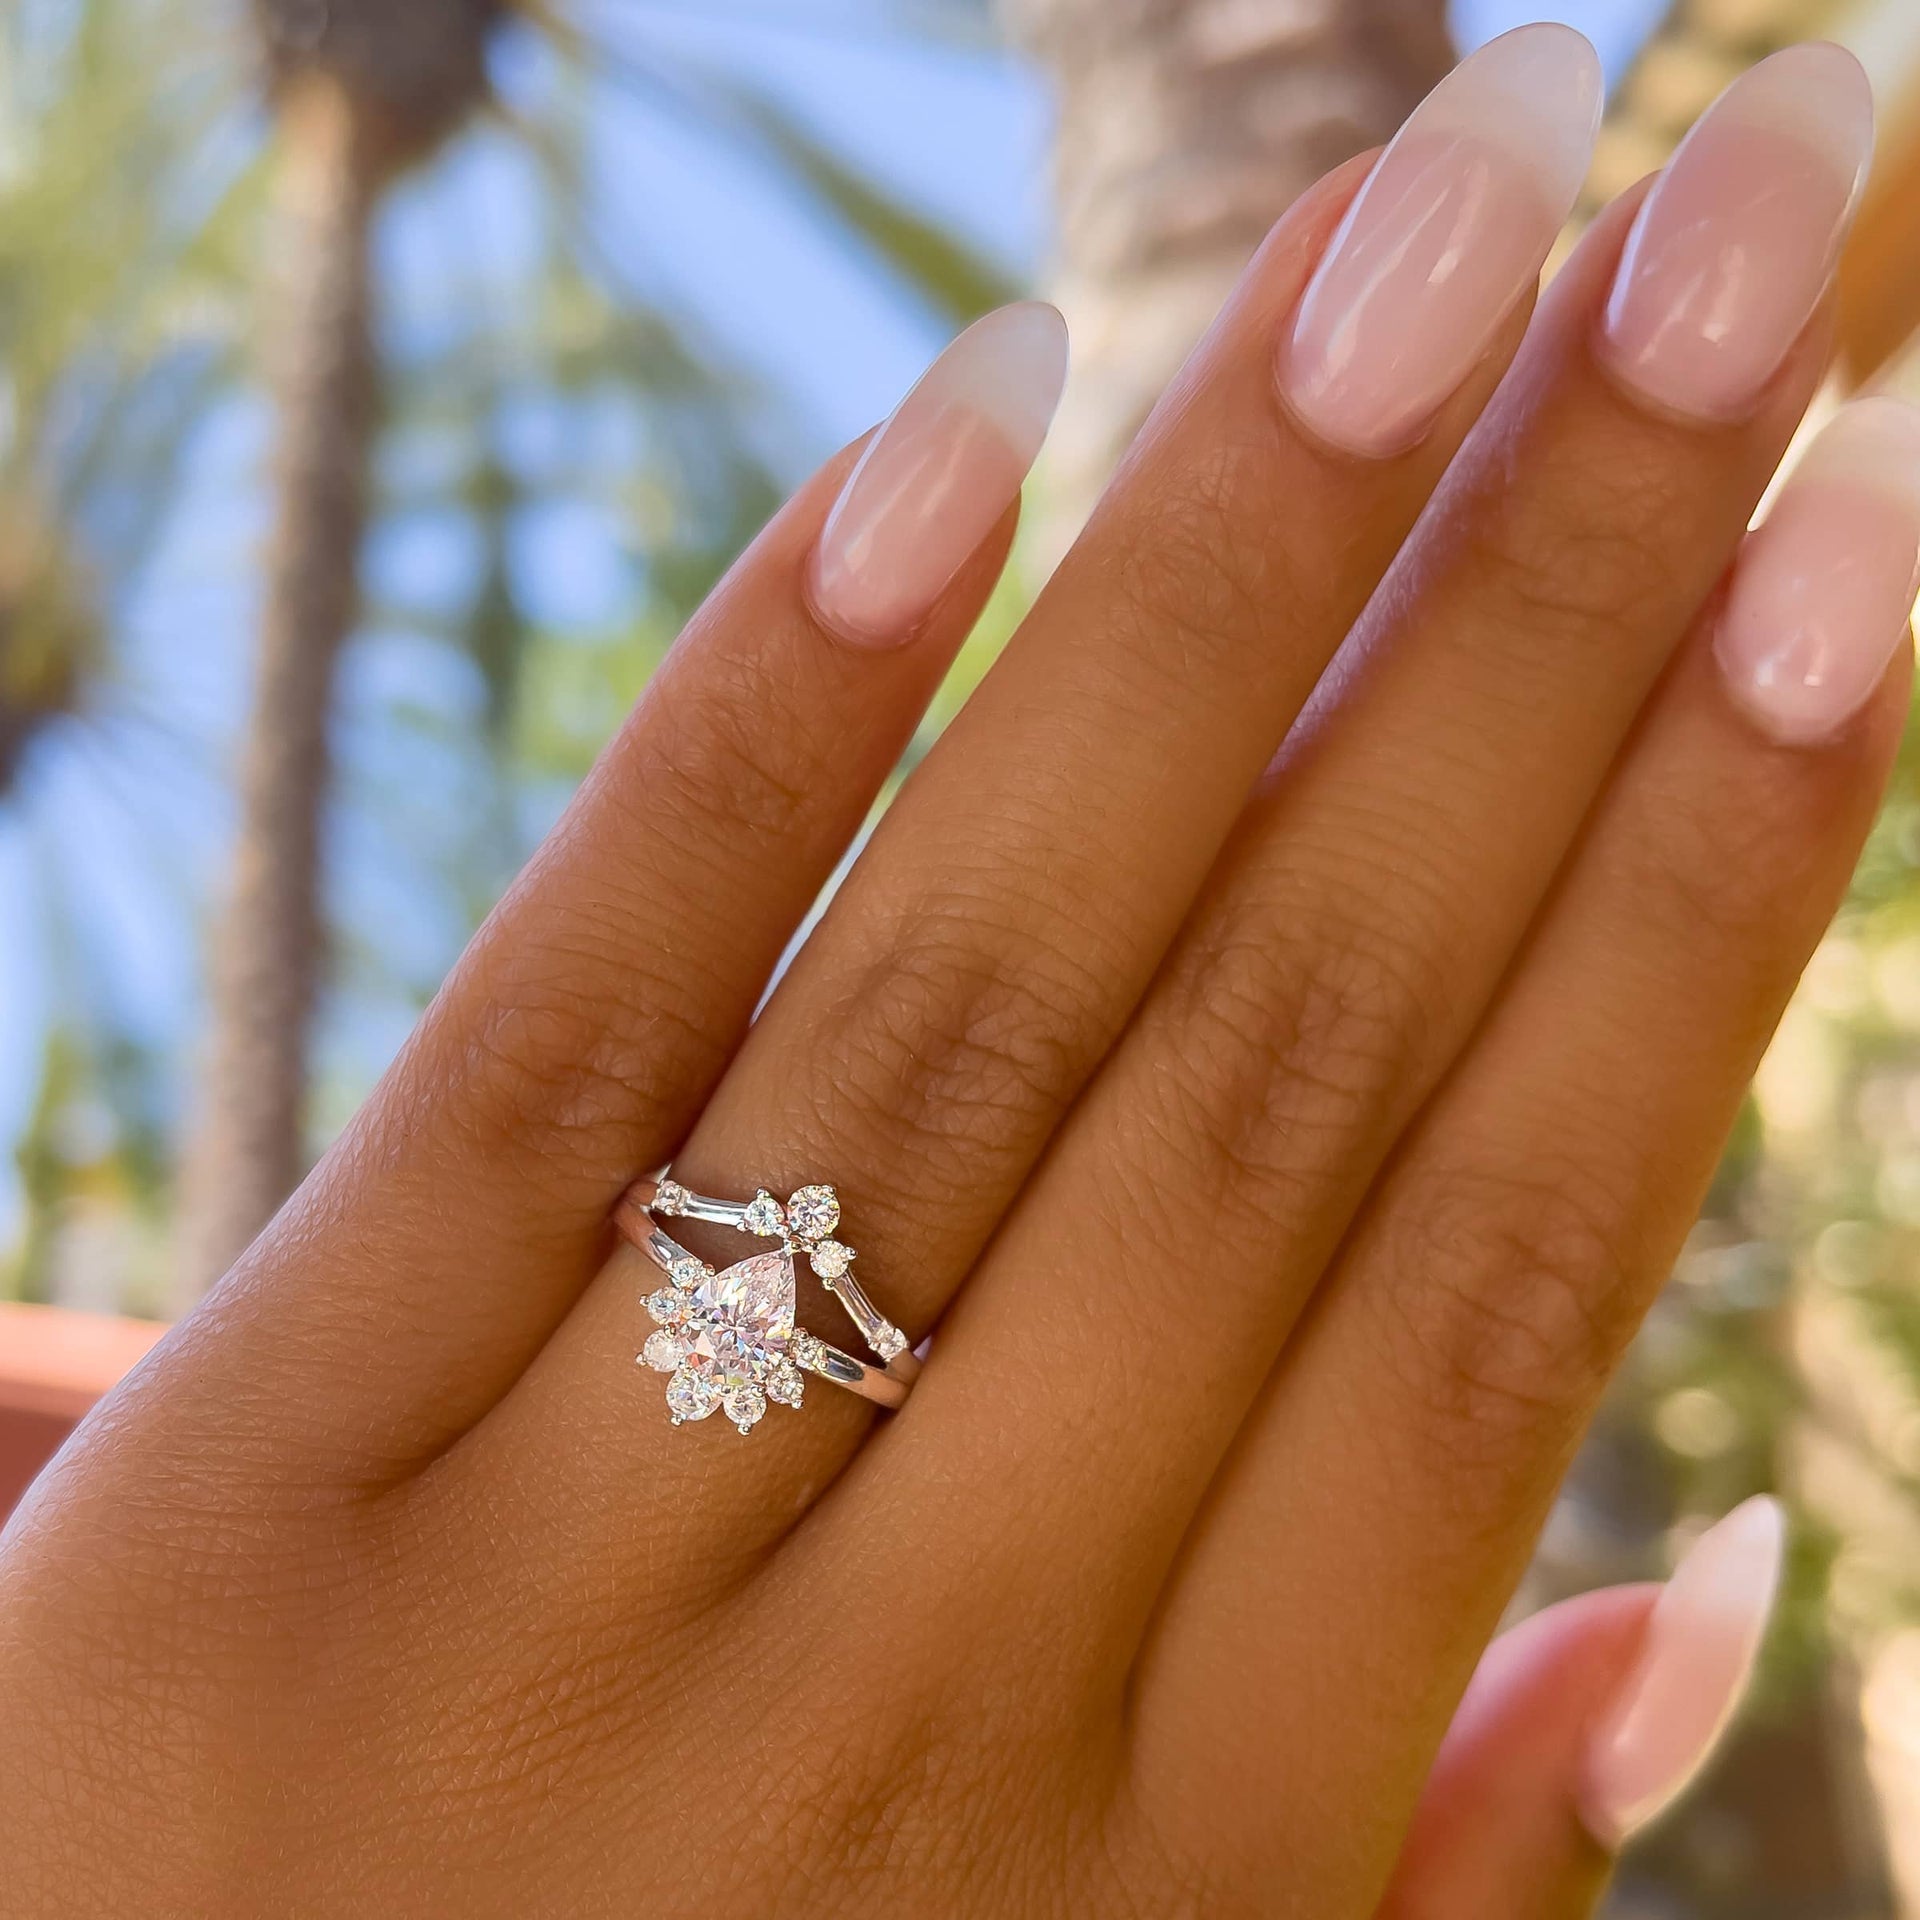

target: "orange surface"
[0,1303,166,1517]
[0,1302,166,1420]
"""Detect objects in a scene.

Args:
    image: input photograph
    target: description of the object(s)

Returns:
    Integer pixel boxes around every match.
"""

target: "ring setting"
[614,1175,919,1433]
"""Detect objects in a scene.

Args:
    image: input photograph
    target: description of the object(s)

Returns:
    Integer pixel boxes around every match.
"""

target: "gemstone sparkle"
[785,1185,840,1242]
[642,1330,686,1372]
[741,1191,785,1236]
[724,1383,768,1430]
[649,1246,801,1433]
[808,1239,853,1281]
[645,1288,688,1326]
[666,1367,719,1421]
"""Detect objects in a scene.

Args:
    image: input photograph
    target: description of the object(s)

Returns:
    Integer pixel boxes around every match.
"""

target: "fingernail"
[808,302,1067,647]
[1277,24,1601,459]
[1600,44,1873,422]
[1580,1495,1786,1850]
[1716,398,1920,744]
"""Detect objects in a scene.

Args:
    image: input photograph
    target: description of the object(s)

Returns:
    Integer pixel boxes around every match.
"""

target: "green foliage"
[740,88,1020,327]
[0,0,253,794]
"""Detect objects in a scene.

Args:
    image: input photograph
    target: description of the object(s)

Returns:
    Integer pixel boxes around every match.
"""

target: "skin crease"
[0,38,1907,1920]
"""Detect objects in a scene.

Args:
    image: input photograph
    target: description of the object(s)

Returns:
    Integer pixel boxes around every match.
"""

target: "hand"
[3,31,1910,1919]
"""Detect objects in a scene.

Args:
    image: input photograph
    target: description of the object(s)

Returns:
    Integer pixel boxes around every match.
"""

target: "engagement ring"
[614,1175,920,1433]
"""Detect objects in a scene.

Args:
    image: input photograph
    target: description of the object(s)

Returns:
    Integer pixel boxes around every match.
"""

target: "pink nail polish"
[1600,44,1873,422]
[1277,24,1601,459]
[1716,398,1920,744]
[1580,1496,1786,1850]
[808,302,1067,648]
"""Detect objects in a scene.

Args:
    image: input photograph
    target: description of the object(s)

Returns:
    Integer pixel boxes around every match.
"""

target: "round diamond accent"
[670,1255,708,1290]
[791,1330,830,1372]
[872,1325,908,1362]
[653,1177,689,1215]
[785,1185,840,1241]
[666,1367,719,1420]
[724,1383,768,1430]
[765,1360,805,1407]
[641,1330,687,1371]
[645,1288,688,1326]
[742,1190,785,1236]
[808,1239,853,1281]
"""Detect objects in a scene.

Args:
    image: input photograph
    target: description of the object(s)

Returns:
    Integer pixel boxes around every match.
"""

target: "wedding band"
[613,1174,920,1434]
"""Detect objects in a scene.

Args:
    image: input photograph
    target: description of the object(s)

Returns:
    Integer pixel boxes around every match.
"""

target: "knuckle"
[767,1660,1076,1893]
[642,657,821,850]
[1613,764,1802,953]
[444,917,721,1153]
[1102,441,1299,685]
[822,886,1119,1191]
[1378,1154,1645,1465]
[1143,889,1448,1223]
[1454,444,1684,648]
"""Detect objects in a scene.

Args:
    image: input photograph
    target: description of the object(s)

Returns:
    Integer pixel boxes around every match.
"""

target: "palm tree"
[1002,0,1452,554]
[174,0,507,1293]
[0,0,249,1308]
[0,0,244,799]
[175,1,1023,1296]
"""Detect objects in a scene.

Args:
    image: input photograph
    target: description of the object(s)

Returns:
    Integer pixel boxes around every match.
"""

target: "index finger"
[129,306,1067,1487]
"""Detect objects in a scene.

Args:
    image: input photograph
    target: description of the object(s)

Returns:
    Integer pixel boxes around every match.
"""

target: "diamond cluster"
[640,1179,897,1432]
[641,1247,807,1432]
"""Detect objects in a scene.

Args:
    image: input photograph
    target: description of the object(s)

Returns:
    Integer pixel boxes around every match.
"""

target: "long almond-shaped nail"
[1277,24,1601,459]
[1715,398,1920,743]
[1601,44,1873,422]
[1580,1495,1785,1850]
[808,302,1067,647]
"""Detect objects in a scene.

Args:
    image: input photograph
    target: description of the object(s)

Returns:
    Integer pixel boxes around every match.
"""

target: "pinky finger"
[1378,1498,1784,1920]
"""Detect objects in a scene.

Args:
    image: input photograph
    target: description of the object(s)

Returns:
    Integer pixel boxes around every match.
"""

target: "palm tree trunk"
[175,74,379,1297]
[1002,0,1454,554]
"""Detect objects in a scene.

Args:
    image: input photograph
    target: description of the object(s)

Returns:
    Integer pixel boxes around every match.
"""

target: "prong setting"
[626,1172,916,1428]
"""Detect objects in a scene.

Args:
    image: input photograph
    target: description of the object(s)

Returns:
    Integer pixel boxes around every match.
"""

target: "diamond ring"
[613,1174,920,1434]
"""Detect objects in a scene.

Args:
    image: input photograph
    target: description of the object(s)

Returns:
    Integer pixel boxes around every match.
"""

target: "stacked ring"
[614,1175,921,1434]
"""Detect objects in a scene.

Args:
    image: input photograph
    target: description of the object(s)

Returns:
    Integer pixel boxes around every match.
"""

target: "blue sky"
[0,2,1670,1257]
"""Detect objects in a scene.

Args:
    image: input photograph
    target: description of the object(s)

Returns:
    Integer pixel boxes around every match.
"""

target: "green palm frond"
[735,87,1018,324]
[534,6,1019,326]
[0,0,253,796]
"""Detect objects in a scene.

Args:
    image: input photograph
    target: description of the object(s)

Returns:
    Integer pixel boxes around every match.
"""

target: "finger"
[469,30,1599,1570]
[1379,1586,1651,1920]
[1132,397,1912,1902]
[1380,1503,1782,1920]
[123,306,1066,1489]
[860,44,1869,1700]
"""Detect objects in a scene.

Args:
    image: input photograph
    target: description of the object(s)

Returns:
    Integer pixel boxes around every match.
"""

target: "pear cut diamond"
[634,1176,902,1432]
[692,1248,796,1349]
[648,1246,801,1433]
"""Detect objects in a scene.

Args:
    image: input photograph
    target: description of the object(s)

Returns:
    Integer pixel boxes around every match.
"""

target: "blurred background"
[0,0,1918,1911]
